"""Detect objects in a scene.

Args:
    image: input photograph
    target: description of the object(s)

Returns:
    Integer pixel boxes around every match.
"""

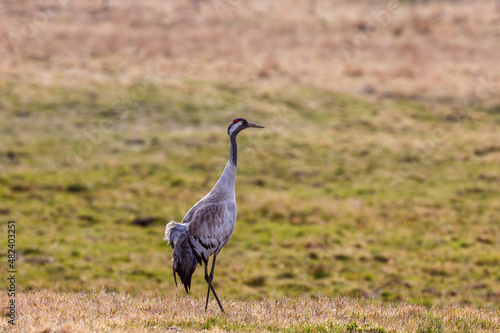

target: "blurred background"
[1,0,499,308]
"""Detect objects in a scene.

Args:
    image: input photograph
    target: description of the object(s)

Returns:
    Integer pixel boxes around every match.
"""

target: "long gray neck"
[229,133,237,167]
[211,133,238,196]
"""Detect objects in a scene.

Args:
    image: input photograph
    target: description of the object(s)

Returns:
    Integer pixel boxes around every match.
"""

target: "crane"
[164,118,265,312]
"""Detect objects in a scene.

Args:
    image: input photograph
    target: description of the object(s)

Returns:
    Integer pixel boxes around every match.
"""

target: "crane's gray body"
[164,160,237,291]
[181,160,237,263]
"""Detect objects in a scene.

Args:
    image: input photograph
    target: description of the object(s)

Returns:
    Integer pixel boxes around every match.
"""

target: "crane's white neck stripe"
[228,122,242,136]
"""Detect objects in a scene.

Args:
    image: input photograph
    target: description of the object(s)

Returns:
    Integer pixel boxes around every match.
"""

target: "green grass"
[1,80,500,309]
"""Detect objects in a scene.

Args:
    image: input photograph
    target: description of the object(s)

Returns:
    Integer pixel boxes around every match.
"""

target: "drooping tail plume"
[164,221,199,293]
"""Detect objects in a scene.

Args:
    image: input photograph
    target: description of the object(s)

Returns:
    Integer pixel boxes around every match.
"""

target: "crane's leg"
[204,255,224,312]
[204,261,211,311]
[209,255,224,312]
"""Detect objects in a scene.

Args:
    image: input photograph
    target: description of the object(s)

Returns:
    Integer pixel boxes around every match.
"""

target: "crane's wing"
[185,201,236,263]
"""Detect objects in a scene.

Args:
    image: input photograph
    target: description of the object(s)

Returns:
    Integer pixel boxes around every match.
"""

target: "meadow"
[1,0,500,331]
[2,290,500,332]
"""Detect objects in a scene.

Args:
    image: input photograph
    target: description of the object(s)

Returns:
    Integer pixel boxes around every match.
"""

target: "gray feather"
[164,221,199,292]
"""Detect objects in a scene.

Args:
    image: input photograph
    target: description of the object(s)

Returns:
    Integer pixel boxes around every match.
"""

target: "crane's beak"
[247,122,265,128]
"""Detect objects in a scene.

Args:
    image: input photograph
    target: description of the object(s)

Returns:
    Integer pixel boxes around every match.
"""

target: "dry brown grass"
[1,290,499,332]
[1,0,499,105]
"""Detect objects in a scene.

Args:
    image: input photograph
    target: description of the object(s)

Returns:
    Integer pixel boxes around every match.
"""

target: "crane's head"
[227,118,265,137]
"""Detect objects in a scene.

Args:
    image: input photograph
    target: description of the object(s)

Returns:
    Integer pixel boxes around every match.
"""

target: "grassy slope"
[1,290,499,332]
[1,81,499,312]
